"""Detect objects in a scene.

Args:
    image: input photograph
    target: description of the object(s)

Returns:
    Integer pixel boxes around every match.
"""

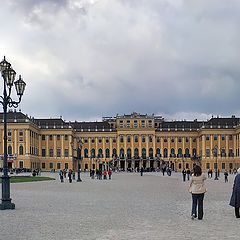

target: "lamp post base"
[1,175,15,210]
[0,201,15,210]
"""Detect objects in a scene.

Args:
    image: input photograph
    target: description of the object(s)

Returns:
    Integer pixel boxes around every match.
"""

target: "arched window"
[91,148,95,158]
[178,148,182,157]
[19,145,24,155]
[170,148,175,157]
[127,148,131,159]
[149,148,153,159]
[105,148,110,158]
[142,148,147,159]
[193,148,197,157]
[134,148,139,158]
[134,135,138,143]
[164,148,168,158]
[127,136,131,143]
[120,148,124,159]
[84,148,88,158]
[112,148,117,157]
[98,148,103,158]
[185,148,190,157]
[142,148,146,159]
[8,145,12,155]
[156,148,161,157]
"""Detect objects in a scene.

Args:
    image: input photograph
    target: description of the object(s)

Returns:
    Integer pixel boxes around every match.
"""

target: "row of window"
[119,119,153,128]
[41,134,69,141]
[204,134,233,141]
[82,147,197,159]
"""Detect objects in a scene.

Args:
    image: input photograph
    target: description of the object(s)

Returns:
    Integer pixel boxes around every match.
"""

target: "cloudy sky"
[0,0,239,121]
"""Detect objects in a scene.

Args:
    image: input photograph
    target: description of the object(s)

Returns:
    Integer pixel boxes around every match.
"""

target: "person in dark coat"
[182,169,187,182]
[230,168,240,218]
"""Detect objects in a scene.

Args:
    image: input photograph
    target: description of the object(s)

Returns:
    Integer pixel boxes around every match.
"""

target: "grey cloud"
[0,0,239,121]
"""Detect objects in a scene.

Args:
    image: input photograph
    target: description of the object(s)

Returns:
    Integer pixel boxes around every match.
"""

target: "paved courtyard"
[0,171,239,240]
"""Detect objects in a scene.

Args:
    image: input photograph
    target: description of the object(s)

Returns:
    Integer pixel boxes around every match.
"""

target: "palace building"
[0,110,240,172]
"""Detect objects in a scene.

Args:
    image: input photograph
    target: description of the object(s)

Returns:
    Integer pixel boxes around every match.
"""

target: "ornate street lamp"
[0,56,26,210]
[76,139,83,182]
[212,146,218,180]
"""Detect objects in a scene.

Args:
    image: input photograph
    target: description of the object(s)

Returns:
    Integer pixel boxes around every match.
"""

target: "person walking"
[103,169,107,180]
[187,169,191,181]
[229,168,240,218]
[182,168,187,182]
[68,169,72,183]
[59,170,64,183]
[224,170,229,183]
[108,169,112,180]
[188,165,207,220]
[140,167,144,176]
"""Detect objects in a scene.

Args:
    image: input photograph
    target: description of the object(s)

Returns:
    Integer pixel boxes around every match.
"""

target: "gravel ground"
[0,171,238,240]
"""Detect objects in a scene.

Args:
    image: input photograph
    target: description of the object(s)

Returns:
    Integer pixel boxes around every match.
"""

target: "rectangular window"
[127,120,130,128]
[65,163,68,169]
[57,148,61,157]
[49,162,53,169]
[222,163,225,169]
[206,135,210,141]
[64,149,69,157]
[120,136,124,143]
[148,120,152,127]
[157,137,160,143]
[8,130,11,136]
[141,120,145,128]
[42,135,45,141]
[185,137,189,143]
[119,120,123,128]
[229,135,233,141]
[42,163,45,169]
[206,163,210,169]
[19,161,24,168]
[49,135,53,141]
[214,135,218,141]
[57,135,60,140]
[19,130,24,136]
[221,135,225,141]
[49,149,54,157]
[42,149,46,157]
[134,120,138,128]
[65,135,68,141]
[206,149,210,157]
[57,163,61,169]
[149,136,152,142]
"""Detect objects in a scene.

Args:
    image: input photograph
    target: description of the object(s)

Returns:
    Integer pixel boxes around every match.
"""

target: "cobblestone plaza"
[0,172,239,240]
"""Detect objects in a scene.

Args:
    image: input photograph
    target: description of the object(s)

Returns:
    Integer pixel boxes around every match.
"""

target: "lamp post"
[0,56,26,210]
[212,146,218,180]
[76,140,83,182]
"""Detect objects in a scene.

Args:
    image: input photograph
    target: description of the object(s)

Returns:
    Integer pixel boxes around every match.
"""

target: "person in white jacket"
[188,165,207,220]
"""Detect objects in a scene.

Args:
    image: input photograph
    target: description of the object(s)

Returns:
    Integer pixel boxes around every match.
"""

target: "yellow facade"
[0,111,240,172]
